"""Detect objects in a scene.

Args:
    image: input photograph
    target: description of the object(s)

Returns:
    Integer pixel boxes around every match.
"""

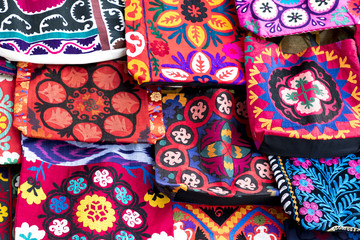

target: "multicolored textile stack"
[1,0,360,239]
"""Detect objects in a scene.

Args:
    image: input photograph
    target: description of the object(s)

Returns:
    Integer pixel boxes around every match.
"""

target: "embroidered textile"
[0,58,16,76]
[0,165,20,240]
[173,203,288,240]
[0,0,125,64]
[284,219,360,240]
[270,154,360,232]
[22,136,153,166]
[15,159,174,240]
[245,35,360,158]
[124,0,245,86]
[14,60,159,144]
[235,0,357,38]
[0,72,21,165]
[155,87,279,205]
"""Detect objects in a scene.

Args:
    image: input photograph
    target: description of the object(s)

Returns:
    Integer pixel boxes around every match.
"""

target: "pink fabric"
[15,158,174,240]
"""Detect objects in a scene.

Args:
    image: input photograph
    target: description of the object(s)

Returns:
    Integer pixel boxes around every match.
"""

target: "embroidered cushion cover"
[235,1,358,38]
[269,154,360,232]
[0,0,125,64]
[0,63,21,165]
[155,87,279,205]
[15,158,174,240]
[124,0,245,86]
[245,35,360,158]
[173,203,288,240]
[13,60,162,144]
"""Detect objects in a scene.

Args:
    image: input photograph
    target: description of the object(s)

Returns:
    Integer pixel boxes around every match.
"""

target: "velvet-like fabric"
[236,1,357,38]
[270,154,360,232]
[245,34,360,158]
[173,203,288,240]
[124,0,245,86]
[0,0,125,64]
[14,60,161,144]
[155,87,279,205]
[15,158,174,240]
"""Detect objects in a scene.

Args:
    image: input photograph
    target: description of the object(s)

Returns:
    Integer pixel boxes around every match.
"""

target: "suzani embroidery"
[125,0,245,85]
[156,88,278,204]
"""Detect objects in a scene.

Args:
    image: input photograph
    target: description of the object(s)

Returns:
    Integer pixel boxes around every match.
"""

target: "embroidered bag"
[155,87,279,205]
[235,0,358,38]
[173,203,288,240]
[0,59,21,165]
[124,0,246,86]
[245,32,360,158]
[0,0,125,64]
[269,154,360,232]
[15,155,174,239]
[13,60,164,144]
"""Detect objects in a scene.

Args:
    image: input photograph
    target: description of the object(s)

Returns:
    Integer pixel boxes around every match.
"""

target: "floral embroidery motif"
[236,0,349,37]
[292,174,314,193]
[40,166,151,239]
[77,194,116,232]
[0,203,8,222]
[156,88,277,203]
[93,169,114,187]
[299,201,323,223]
[67,178,87,194]
[161,51,242,84]
[48,219,70,236]
[269,61,343,125]
[144,188,171,208]
[16,61,152,144]
[153,0,233,49]
[19,177,46,205]
[15,222,45,240]
[348,159,360,179]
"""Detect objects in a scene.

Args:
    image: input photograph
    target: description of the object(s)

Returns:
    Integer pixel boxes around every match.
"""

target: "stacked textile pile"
[0,0,360,239]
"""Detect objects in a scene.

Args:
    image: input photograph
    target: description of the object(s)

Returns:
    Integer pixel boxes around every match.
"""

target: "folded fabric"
[155,87,279,205]
[245,34,360,158]
[270,154,360,232]
[15,158,174,240]
[0,58,16,76]
[125,0,245,86]
[0,165,20,240]
[0,0,125,64]
[236,1,357,38]
[14,60,162,144]
[284,218,360,240]
[0,69,21,165]
[173,203,288,240]
[22,136,154,166]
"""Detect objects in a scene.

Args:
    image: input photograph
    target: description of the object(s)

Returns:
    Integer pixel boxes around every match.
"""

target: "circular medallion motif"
[253,0,278,20]
[180,0,209,23]
[160,149,186,167]
[42,166,148,239]
[281,8,309,28]
[188,99,209,123]
[170,125,194,145]
[35,63,142,143]
[269,61,343,125]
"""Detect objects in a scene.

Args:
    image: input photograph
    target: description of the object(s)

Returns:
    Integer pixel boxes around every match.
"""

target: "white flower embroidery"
[122,209,142,228]
[147,231,174,240]
[93,169,113,187]
[49,219,70,236]
[0,151,20,164]
[15,222,46,240]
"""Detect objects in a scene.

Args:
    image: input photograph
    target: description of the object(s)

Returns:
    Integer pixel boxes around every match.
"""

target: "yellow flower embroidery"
[150,92,162,102]
[19,179,46,205]
[0,203,8,222]
[76,194,116,232]
[144,189,170,208]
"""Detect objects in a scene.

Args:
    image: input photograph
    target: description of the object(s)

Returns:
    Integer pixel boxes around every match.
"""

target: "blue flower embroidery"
[67,178,87,194]
[115,187,132,204]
